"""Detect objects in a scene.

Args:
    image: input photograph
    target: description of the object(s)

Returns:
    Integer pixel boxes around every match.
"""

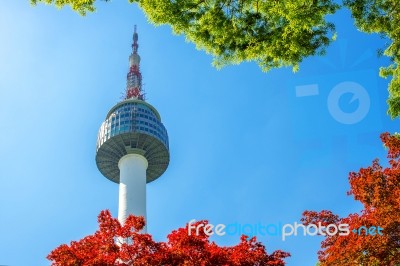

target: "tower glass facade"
[97,100,169,149]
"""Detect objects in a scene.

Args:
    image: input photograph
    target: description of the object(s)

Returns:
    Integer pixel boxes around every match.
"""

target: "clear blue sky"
[1,1,399,265]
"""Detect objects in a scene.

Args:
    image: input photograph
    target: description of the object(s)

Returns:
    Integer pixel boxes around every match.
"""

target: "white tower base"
[118,154,148,232]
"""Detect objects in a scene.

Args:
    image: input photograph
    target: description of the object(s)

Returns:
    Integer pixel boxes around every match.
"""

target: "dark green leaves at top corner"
[135,0,340,72]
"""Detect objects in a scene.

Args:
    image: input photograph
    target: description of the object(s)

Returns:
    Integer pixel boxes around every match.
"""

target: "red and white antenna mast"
[125,25,144,100]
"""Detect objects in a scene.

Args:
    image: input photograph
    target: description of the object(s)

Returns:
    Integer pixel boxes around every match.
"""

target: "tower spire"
[125,25,144,100]
[132,25,138,54]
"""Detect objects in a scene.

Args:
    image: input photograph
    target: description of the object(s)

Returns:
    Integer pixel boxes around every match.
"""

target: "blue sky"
[1,1,399,265]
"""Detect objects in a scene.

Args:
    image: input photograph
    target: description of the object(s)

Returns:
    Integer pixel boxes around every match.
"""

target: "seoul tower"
[95,26,169,232]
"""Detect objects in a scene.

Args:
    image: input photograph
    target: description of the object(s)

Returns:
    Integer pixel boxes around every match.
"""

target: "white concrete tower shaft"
[118,154,148,232]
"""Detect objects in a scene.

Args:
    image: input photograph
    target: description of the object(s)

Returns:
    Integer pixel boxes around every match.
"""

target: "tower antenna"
[125,25,144,100]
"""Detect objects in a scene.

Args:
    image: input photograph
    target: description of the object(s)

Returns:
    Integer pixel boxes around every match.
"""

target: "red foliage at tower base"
[302,132,400,265]
[48,211,289,266]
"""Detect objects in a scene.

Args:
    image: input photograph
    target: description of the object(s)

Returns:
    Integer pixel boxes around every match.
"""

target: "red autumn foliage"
[48,211,289,265]
[302,132,400,265]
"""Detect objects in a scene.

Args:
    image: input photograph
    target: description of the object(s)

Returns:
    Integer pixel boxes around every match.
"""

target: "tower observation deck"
[95,27,169,230]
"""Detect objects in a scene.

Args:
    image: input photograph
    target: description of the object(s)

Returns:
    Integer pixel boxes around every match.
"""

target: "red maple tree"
[48,211,289,265]
[302,132,400,265]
